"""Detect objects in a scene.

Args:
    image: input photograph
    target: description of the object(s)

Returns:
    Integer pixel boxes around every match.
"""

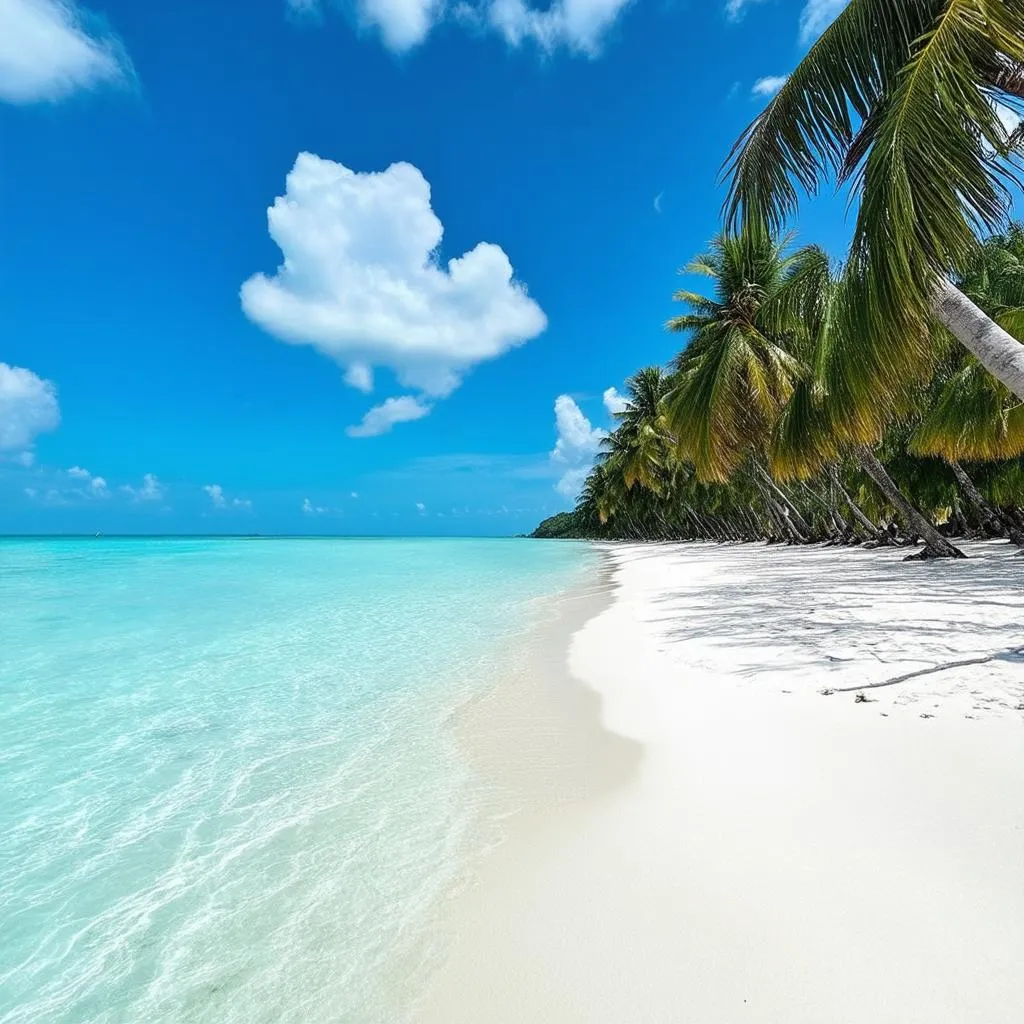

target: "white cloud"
[62,465,107,496]
[203,483,227,508]
[242,153,546,431]
[13,450,35,467]
[344,362,374,393]
[602,386,628,416]
[996,101,1021,138]
[204,483,252,510]
[725,0,766,23]
[550,394,605,498]
[554,464,592,499]
[752,74,788,98]
[350,491,359,498]
[24,486,37,498]
[122,473,164,502]
[345,394,432,438]
[653,190,663,214]
[362,0,441,51]
[0,362,60,451]
[302,496,327,514]
[292,0,440,51]
[415,501,426,512]
[798,0,846,44]
[489,0,633,56]
[0,0,132,104]
[295,0,632,55]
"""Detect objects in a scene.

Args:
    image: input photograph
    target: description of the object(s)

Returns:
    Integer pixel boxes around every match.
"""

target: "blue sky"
[0,0,852,536]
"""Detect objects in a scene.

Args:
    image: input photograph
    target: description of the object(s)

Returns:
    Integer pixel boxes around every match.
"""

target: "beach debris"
[819,688,835,696]
[854,692,875,703]
[920,713,935,719]
[880,712,889,717]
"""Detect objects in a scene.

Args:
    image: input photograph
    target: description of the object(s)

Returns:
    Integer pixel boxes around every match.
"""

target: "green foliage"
[724,0,1024,411]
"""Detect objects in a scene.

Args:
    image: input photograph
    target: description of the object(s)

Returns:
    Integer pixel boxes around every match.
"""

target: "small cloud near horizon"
[121,473,164,502]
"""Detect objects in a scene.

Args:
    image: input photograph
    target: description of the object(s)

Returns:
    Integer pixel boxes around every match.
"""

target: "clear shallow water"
[0,538,594,1024]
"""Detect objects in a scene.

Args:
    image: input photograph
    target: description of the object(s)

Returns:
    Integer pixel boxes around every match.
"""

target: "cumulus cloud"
[415,501,426,512]
[345,395,432,438]
[798,0,847,44]
[0,0,133,104]
[242,153,546,434]
[122,473,164,502]
[65,465,107,495]
[602,386,628,416]
[203,483,227,508]
[550,394,605,498]
[302,497,327,514]
[488,0,633,56]
[752,75,788,98]
[204,483,252,510]
[0,362,60,451]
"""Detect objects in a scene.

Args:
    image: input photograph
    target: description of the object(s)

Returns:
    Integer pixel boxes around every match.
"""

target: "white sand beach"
[417,540,1024,1024]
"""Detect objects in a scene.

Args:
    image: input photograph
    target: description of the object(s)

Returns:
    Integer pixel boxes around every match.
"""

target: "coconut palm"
[909,227,1024,541]
[668,229,964,556]
[605,367,675,493]
[723,0,1024,401]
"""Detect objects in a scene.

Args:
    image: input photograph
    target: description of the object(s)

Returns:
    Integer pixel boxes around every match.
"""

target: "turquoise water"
[0,538,594,1024]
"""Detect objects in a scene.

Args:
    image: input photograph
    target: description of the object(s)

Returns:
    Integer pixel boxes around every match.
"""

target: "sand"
[415,540,1023,1024]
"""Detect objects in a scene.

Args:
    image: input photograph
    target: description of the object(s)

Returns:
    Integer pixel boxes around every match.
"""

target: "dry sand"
[415,540,1023,1024]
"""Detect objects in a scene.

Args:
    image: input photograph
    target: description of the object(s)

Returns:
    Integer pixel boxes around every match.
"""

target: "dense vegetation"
[535,1,1024,557]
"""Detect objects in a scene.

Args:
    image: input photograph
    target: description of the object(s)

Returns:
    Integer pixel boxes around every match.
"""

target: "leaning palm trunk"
[752,462,812,540]
[947,459,1024,546]
[856,447,965,559]
[826,466,883,541]
[932,280,1024,401]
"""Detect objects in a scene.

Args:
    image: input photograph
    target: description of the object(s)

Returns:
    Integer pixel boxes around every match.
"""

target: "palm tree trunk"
[752,462,812,540]
[827,465,882,540]
[932,279,1024,401]
[799,479,849,538]
[856,447,965,559]
[947,460,1024,545]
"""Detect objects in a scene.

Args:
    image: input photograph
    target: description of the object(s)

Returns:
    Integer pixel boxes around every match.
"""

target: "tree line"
[534,0,1024,559]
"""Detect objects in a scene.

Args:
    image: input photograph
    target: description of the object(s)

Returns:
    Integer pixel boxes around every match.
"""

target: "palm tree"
[909,227,1024,541]
[605,367,675,493]
[665,230,808,484]
[723,0,1024,401]
[668,229,964,556]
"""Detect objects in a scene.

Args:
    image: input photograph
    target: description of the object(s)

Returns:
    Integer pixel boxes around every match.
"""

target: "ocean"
[0,537,595,1023]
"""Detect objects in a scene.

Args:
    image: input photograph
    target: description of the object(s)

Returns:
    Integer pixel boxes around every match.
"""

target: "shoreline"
[415,538,1024,1023]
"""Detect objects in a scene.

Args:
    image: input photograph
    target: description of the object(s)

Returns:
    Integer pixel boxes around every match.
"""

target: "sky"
[0,0,854,536]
